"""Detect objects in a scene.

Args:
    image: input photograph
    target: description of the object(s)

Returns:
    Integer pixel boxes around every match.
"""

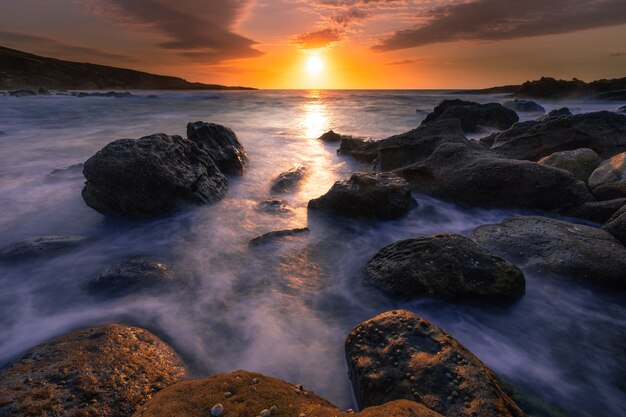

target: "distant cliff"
[0,46,255,90]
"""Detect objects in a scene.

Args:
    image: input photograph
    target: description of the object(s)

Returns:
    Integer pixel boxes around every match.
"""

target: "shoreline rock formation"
[421,99,519,132]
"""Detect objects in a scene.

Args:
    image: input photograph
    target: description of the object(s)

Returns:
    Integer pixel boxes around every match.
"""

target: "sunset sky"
[1,0,626,89]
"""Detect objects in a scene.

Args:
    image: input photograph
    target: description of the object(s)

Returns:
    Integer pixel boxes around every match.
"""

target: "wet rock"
[562,198,626,223]
[0,324,187,417]
[82,133,227,217]
[308,172,417,220]
[486,111,626,161]
[249,227,310,247]
[9,89,37,97]
[618,105,626,114]
[319,130,343,142]
[89,258,176,296]
[270,165,307,193]
[503,99,545,114]
[47,163,84,181]
[0,235,88,261]
[186,121,247,175]
[473,216,626,288]
[397,143,593,211]
[345,310,526,417]
[603,205,626,245]
[422,99,519,132]
[256,198,294,215]
[132,370,442,417]
[350,141,382,163]
[588,151,626,200]
[37,87,50,95]
[337,136,376,156]
[538,148,599,181]
[374,119,475,171]
[363,234,525,301]
[90,91,134,98]
[538,107,573,121]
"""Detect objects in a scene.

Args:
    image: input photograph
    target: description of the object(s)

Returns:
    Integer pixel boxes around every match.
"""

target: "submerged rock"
[345,310,526,417]
[9,89,37,97]
[473,216,626,288]
[603,205,626,245]
[47,163,84,181]
[186,121,247,175]
[538,148,599,181]
[0,324,187,417]
[503,99,545,114]
[82,133,228,217]
[256,198,294,215]
[0,235,88,261]
[133,370,442,417]
[249,227,310,247]
[270,165,307,193]
[89,258,176,296]
[588,151,626,200]
[308,172,417,220]
[363,234,525,301]
[422,99,519,132]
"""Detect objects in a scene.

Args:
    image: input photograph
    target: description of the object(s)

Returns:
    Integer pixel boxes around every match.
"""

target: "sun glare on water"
[306,55,324,74]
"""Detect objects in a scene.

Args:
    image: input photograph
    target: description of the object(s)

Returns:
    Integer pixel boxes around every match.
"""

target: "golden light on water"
[301,91,330,139]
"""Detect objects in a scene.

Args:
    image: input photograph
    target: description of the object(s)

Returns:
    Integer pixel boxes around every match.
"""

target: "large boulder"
[603,205,626,245]
[588,151,626,200]
[373,119,474,171]
[345,310,526,417]
[397,143,593,211]
[133,370,442,417]
[485,111,626,161]
[562,198,626,223]
[270,165,307,193]
[0,324,187,417]
[186,121,247,175]
[0,235,88,262]
[363,234,525,301]
[503,100,545,114]
[538,148,599,181]
[82,133,228,217]
[308,172,417,220]
[473,216,626,288]
[421,99,519,132]
[89,258,177,296]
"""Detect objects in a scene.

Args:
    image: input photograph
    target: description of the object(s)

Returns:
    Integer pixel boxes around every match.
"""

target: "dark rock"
[473,216,626,288]
[603,205,626,245]
[596,89,626,100]
[146,94,159,99]
[249,227,310,247]
[319,130,343,142]
[0,235,88,261]
[345,310,526,417]
[421,99,519,132]
[503,99,545,114]
[363,234,525,301]
[562,198,626,223]
[76,91,90,97]
[270,165,307,193]
[89,91,134,98]
[82,133,228,217]
[397,143,593,211]
[37,87,50,95]
[9,89,37,97]
[487,111,626,161]
[47,163,84,181]
[351,141,382,163]
[308,172,417,220]
[374,119,475,171]
[618,105,626,114]
[538,148,599,181]
[0,324,187,417]
[133,370,443,417]
[256,198,294,216]
[515,77,587,99]
[538,107,573,121]
[337,136,375,155]
[89,258,176,296]
[588,151,626,200]
[186,121,247,175]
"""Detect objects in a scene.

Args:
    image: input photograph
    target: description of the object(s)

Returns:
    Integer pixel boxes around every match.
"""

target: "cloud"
[80,0,263,63]
[295,28,343,49]
[374,0,626,51]
[609,52,626,58]
[332,9,370,26]
[386,58,425,65]
[0,30,134,62]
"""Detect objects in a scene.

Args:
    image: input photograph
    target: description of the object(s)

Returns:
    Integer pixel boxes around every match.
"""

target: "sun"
[306,55,324,74]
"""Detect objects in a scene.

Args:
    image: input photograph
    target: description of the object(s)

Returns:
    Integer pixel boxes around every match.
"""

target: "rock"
[562,198,626,223]
[345,310,526,417]
[515,77,586,99]
[538,107,572,121]
[397,143,593,211]
[486,111,626,161]
[132,370,442,417]
[249,228,310,247]
[603,205,626,245]
[319,130,343,142]
[89,91,134,98]
[618,105,626,114]
[82,133,228,217]
[186,121,247,175]
[363,234,525,301]
[588,152,626,200]
[374,119,475,171]
[89,258,176,296]
[350,141,382,163]
[146,94,159,99]
[256,198,294,216]
[473,216,626,288]
[337,136,376,156]
[421,99,519,132]
[308,172,417,220]
[211,403,224,416]
[0,324,187,417]
[47,163,84,181]
[0,235,88,261]
[503,99,545,114]
[37,87,50,95]
[538,148,599,181]
[270,165,307,193]
[9,89,37,97]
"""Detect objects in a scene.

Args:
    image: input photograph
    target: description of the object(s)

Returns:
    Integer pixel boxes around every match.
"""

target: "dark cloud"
[295,28,342,49]
[84,0,263,63]
[386,58,424,65]
[0,30,134,62]
[333,9,370,26]
[609,52,626,58]
[374,0,626,51]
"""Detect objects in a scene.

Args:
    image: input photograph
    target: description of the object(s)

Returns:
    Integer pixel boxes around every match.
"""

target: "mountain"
[0,46,255,90]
